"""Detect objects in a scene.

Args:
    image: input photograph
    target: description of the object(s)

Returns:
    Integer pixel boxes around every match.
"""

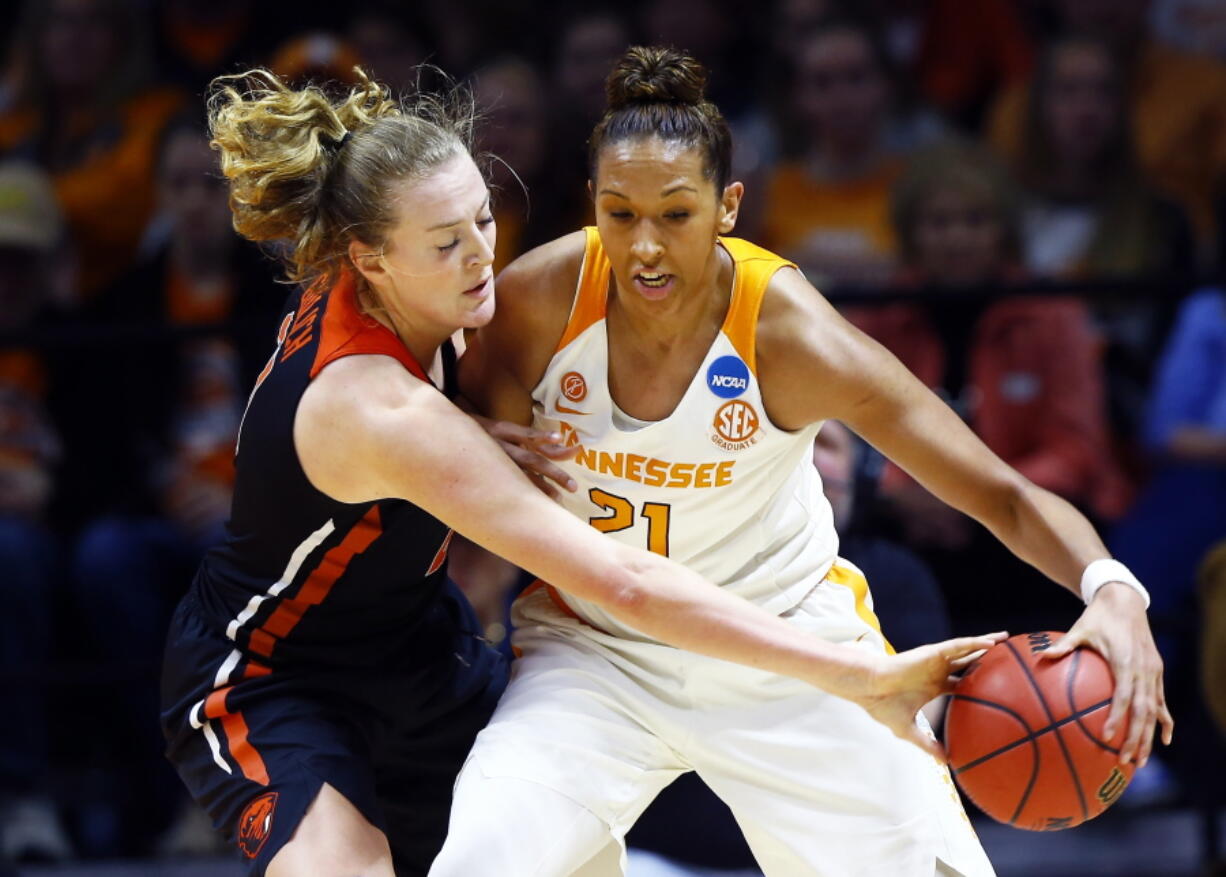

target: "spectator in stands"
[0,0,185,300]
[850,142,1126,631]
[1011,34,1199,445]
[62,116,280,528]
[62,117,279,856]
[759,15,943,287]
[347,6,430,95]
[0,162,73,865]
[988,0,1226,255]
[267,31,363,88]
[1109,286,1226,622]
[471,57,565,271]
[1108,283,1226,821]
[1014,35,1195,282]
[151,0,265,96]
[544,8,634,232]
[866,0,1035,131]
[638,0,751,117]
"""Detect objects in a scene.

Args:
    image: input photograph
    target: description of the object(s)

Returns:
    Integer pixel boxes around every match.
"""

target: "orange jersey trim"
[717,237,795,375]
[426,530,454,576]
[825,563,894,655]
[248,506,384,659]
[516,579,586,623]
[309,273,429,382]
[555,227,611,353]
[557,229,794,374]
[515,578,618,638]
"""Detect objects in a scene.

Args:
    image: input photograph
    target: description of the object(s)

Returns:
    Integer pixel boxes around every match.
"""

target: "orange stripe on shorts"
[202,686,270,785]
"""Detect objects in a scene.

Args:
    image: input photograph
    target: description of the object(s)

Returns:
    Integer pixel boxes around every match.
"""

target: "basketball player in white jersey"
[432,47,1172,876]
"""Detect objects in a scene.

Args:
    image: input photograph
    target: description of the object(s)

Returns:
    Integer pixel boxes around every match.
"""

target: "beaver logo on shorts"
[237,791,278,859]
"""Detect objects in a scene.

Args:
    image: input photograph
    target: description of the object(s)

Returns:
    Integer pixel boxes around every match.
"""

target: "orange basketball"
[944,631,1134,831]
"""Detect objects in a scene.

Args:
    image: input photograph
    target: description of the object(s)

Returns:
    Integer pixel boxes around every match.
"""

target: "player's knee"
[267,830,393,877]
[268,783,394,877]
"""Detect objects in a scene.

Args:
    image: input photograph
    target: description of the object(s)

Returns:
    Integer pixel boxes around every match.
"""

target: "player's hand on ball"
[1039,584,1174,768]
[858,632,1009,760]
[470,415,579,499]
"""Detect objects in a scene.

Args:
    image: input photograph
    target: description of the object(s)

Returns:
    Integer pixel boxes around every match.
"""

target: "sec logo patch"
[706,355,749,399]
[237,791,278,859]
[561,371,588,402]
[712,400,761,450]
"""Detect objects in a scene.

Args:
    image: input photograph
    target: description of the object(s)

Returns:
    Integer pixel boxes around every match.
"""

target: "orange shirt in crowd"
[846,297,1131,520]
[760,158,903,283]
[0,87,186,299]
[989,41,1226,242]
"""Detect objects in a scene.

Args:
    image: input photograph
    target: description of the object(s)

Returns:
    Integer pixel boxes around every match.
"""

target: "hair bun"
[606,46,708,110]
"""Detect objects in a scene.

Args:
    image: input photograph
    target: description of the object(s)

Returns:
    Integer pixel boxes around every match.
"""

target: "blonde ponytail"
[207,66,475,288]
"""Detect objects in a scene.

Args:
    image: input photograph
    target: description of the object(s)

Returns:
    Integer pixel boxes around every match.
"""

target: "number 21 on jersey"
[588,488,671,556]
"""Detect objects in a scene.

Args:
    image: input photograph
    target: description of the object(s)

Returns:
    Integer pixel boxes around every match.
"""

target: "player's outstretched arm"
[455,233,587,498]
[297,353,1002,758]
[756,267,1174,767]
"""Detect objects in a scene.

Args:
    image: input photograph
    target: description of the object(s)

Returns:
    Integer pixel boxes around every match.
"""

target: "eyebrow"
[597,185,699,199]
[426,194,491,231]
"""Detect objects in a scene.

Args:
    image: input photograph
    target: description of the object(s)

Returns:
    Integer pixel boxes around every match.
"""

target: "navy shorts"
[160,584,508,875]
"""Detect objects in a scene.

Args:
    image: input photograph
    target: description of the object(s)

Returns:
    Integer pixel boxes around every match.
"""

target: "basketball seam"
[950,694,1112,772]
[1065,650,1121,755]
[945,693,1042,825]
[1004,639,1089,824]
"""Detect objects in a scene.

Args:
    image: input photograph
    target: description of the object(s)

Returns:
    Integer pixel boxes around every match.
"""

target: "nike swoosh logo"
[556,403,589,416]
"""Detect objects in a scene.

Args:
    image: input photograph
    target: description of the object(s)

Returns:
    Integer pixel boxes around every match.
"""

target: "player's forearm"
[983,480,1110,597]
[600,547,877,700]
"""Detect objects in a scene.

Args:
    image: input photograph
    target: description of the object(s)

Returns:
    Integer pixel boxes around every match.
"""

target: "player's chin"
[461,292,496,328]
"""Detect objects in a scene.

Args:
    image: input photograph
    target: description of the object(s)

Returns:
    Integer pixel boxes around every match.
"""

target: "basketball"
[944,631,1134,831]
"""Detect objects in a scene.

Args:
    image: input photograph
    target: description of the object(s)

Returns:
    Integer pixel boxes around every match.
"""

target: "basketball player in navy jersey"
[161,68,1006,877]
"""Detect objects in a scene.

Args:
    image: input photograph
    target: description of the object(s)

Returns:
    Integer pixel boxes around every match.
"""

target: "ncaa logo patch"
[561,371,588,402]
[711,400,761,451]
[706,355,749,398]
[237,791,278,859]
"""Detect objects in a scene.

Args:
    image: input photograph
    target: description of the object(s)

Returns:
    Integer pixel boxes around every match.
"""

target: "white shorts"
[448,561,994,877]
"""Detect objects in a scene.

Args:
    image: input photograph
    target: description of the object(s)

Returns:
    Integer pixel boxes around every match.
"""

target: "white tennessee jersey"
[530,227,839,640]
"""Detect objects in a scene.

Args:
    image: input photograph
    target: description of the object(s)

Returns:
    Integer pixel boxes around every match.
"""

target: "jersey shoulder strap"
[555,226,611,353]
[718,237,795,374]
[309,272,428,382]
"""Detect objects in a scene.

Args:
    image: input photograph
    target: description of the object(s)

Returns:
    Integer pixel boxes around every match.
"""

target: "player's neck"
[360,290,445,374]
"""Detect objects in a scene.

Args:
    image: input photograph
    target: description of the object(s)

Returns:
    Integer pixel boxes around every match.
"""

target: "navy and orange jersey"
[188,269,462,675]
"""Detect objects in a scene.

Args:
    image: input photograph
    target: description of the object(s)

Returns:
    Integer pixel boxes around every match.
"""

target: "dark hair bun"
[606,46,708,110]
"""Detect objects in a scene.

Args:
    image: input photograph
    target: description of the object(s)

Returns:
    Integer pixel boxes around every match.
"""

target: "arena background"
[0,0,1222,875]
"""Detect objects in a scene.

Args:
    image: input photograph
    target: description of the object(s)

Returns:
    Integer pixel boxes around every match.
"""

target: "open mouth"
[636,271,671,289]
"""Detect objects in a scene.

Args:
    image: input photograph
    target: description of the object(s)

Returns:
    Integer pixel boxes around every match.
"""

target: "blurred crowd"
[0,0,1223,870]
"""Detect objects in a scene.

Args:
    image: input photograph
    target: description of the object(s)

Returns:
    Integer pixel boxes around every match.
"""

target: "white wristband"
[1080,559,1150,609]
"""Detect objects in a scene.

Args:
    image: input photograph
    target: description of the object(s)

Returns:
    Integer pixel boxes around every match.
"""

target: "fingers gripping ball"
[944,631,1133,831]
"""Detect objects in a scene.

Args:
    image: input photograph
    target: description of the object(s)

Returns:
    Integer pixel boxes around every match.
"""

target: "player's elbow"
[995,472,1045,536]
[588,552,655,618]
